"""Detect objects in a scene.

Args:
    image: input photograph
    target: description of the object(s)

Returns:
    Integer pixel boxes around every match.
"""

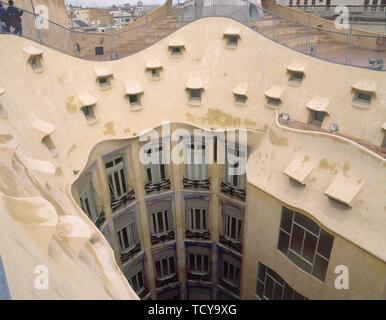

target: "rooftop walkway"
[0,1,385,70]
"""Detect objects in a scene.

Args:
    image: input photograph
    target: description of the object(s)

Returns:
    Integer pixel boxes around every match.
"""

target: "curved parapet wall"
[1,0,384,69]
[0,16,385,299]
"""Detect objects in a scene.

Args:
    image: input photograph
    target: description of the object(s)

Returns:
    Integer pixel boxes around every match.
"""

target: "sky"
[64,0,166,7]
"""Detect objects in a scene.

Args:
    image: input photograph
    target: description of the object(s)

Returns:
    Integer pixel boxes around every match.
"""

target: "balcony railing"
[151,230,175,245]
[187,271,211,282]
[94,212,106,229]
[155,274,178,289]
[183,177,211,190]
[218,278,240,296]
[221,182,246,201]
[120,242,142,264]
[137,286,150,299]
[110,189,136,211]
[185,229,211,240]
[219,234,243,253]
[145,179,171,194]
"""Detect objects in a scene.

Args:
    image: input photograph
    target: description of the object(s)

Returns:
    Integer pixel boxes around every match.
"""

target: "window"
[256,263,307,300]
[222,206,243,244]
[42,135,57,156]
[117,222,138,252]
[78,174,98,222]
[188,89,202,103]
[147,67,162,79]
[151,209,172,235]
[224,145,246,190]
[170,46,184,56]
[234,94,247,105]
[129,270,146,294]
[128,94,141,107]
[187,208,208,232]
[225,35,239,47]
[97,76,112,89]
[81,105,96,121]
[105,155,129,201]
[155,256,176,279]
[278,207,334,282]
[184,138,207,181]
[310,110,325,127]
[221,259,241,288]
[28,56,43,71]
[288,71,304,82]
[266,97,281,107]
[354,90,372,104]
[143,143,167,184]
[188,253,210,274]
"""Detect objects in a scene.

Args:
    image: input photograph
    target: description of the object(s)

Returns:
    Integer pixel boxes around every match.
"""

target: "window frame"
[221,256,241,288]
[188,252,210,275]
[277,207,334,282]
[256,262,307,300]
[224,144,246,190]
[188,88,202,103]
[78,173,99,222]
[222,205,243,244]
[184,137,208,181]
[81,104,96,121]
[266,96,281,107]
[143,141,168,184]
[104,154,130,201]
[155,255,176,280]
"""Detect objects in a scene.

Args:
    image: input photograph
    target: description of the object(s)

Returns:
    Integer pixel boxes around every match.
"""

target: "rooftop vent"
[22,46,44,72]
[125,81,144,110]
[78,92,98,124]
[286,62,306,85]
[146,59,163,80]
[31,118,57,157]
[264,86,284,108]
[186,76,204,106]
[168,38,185,57]
[223,27,241,48]
[233,83,248,106]
[94,65,113,89]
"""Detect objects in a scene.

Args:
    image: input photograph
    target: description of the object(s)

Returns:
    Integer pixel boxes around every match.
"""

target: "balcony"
[137,286,150,299]
[185,229,211,241]
[151,230,175,245]
[145,179,171,194]
[218,278,240,297]
[183,177,211,190]
[110,189,136,211]
[94,212,106,229]
[155,274,178,289]
[187,271,211,282]
[120,242,142,264]
[221,182,246,201]
[219,234,243,253]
